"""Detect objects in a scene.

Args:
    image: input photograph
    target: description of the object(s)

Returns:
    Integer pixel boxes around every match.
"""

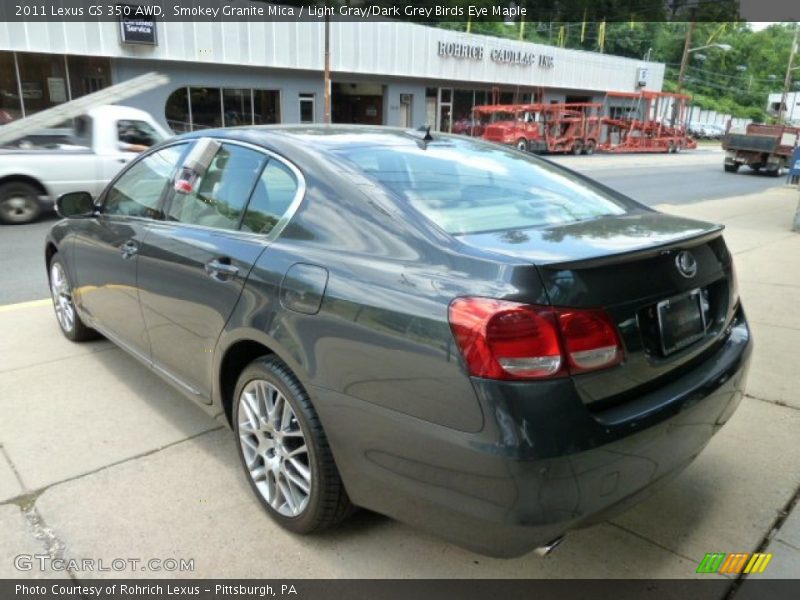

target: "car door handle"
[120,240,138,259]
[205,258,239,281]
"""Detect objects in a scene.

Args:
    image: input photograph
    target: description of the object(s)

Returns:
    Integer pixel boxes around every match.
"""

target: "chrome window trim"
[155,137,307,244]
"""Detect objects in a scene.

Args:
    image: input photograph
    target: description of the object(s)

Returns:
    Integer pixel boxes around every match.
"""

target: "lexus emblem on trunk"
[676,250,698,278]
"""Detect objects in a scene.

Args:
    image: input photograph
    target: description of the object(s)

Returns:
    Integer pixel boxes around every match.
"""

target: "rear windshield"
[331,140,629,235]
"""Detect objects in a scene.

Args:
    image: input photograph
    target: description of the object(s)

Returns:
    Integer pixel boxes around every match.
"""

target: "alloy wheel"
[50,262,75,333]
[237,379,312,517]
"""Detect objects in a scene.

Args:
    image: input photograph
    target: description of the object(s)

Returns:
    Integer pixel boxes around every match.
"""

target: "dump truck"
[722,123,800,176]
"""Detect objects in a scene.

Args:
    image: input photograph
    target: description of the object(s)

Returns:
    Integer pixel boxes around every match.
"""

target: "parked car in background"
[0,105,168,224]
[46,126,751,557]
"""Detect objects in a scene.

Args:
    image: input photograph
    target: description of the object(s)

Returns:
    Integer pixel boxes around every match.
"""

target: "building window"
[16,52,69,115]
[299,93,315,123]
[223,88,252,126]
[165,87,281,133]
[0,51,112,122]
[190,87,222,129]
[0,52,22,123]
[67,55,111,99]
[254,90,280,125]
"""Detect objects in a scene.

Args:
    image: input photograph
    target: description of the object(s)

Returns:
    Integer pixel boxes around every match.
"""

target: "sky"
[749,22,778,31]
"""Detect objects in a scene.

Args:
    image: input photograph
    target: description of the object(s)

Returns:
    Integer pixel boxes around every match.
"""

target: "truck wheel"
[0,182,42,225]
[766,167,780,177]
[667,142,676,154]
[583,141,596,155]
[724,163,740,173]
[515,138,528,152]
[571,142,583,156]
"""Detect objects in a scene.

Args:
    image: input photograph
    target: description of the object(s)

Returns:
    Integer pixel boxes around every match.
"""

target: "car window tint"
[331,141,629,235]
[104,145,184,218]
[167,144,266,230]
[240,160,299,234]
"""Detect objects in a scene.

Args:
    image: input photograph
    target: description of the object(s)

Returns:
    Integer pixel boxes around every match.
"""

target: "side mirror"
[56,192,96,219]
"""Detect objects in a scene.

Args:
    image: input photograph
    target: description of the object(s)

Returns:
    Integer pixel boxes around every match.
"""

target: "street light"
[678,41,732,92]
[688,43,733,54]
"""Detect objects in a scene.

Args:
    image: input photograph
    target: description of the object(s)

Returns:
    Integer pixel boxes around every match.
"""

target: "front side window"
[117,119,164,151]
[331,139,629,235]
[241,160,299,234]
[166,143,266,230]
[103,145,185,218]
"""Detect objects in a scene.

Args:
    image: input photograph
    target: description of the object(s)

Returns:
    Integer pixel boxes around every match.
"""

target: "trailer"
[599,91,697,154]
[721,123,800,176]
[474,102,602,154]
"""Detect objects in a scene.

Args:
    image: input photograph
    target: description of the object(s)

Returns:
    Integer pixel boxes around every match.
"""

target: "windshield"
[331,139,629,235]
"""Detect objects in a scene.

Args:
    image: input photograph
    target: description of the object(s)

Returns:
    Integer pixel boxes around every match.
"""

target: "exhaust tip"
[533,536,565,557]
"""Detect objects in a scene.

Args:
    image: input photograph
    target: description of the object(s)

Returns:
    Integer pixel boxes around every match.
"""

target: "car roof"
[175,125,459,152]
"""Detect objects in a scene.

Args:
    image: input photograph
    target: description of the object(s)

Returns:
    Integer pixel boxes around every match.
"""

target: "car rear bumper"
[313,309,751,557]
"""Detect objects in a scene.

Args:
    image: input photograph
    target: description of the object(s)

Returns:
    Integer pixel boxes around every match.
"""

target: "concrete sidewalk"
[0,185,798,586]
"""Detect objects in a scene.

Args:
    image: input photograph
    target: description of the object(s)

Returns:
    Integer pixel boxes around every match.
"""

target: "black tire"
[724,163,740,173]
[233,355,353,534]
[48,253,99,342]
[766,167,781,177]
[571,142,583,156]
[0,182,42,225]
[515,138,528,152]
[583,141,596,155]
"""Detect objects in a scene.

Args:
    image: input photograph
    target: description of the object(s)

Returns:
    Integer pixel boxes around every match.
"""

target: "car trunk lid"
[458,211,737,409]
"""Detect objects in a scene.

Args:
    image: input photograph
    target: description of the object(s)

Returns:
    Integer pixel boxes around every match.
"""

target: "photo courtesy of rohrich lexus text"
[0,1,798,599]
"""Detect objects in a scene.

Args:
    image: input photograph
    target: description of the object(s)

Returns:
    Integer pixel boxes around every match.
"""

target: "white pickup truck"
[0,105,170,224]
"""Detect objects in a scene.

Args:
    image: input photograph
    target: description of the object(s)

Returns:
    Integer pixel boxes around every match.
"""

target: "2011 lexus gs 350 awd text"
[45,127,751,557]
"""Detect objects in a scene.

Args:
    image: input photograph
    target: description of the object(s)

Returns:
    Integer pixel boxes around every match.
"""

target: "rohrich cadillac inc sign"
[437,41,555,68]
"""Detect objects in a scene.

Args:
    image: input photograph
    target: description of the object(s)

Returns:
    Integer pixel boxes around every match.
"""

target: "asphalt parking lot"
[0,151,798,587]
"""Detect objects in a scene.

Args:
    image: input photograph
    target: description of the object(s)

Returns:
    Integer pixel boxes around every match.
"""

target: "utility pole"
[780,23,799,124]
[323,13,331,124]
[677,19,696,93]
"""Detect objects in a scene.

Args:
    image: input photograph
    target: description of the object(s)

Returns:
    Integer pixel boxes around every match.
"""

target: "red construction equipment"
[473,102,602,154]
[598,91,697,153]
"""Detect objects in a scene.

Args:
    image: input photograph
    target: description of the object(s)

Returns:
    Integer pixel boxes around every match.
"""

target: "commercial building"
[0,16,664,133]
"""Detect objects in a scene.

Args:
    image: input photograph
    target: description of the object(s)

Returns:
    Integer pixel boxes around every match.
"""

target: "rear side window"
[167,143,266,230]
[331,141,628,235]
[104,145,185,218]
[241,160,299,234]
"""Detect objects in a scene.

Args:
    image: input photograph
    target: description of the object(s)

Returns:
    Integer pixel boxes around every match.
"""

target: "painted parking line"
[0,298,51,312]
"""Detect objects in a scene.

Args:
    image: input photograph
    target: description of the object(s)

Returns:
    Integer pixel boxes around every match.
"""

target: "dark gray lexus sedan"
[45,126,751,557]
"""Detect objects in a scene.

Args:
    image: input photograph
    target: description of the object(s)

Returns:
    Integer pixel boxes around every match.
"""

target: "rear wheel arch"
[219,339,276,428]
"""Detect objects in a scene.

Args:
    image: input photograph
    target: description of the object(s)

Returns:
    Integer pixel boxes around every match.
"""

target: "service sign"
[119,9,157,45]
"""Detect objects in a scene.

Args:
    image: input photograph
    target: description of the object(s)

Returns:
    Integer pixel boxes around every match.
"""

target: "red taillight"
[448,297,622,380]
[557,310,622,373]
